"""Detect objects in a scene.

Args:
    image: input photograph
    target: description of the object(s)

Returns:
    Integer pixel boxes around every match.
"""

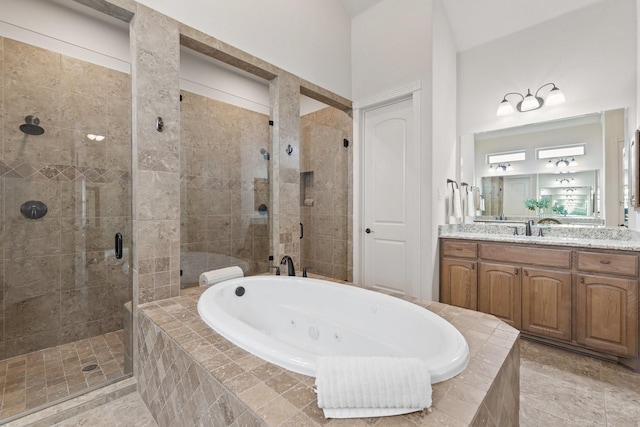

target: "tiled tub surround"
[179,90,271,285]
[0,37,132,359]
[300,107,353,282]
[439,223,640,251]
[137,285,519,426]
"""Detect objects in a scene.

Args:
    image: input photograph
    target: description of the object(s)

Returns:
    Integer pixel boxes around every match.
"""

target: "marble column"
[130,4,181,374]
[269,73,301,270]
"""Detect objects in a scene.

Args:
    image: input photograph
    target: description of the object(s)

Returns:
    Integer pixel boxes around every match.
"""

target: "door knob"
[365,228,372,234]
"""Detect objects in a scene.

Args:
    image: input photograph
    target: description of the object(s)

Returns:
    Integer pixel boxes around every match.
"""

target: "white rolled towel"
[452,187,463,221]
[198,266,244,287]
[315,356,431,419]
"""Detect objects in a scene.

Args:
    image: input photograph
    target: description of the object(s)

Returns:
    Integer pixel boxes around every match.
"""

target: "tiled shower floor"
[0,330,126,420]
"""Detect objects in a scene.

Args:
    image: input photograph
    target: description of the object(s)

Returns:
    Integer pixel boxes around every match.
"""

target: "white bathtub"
[197,276,469,383]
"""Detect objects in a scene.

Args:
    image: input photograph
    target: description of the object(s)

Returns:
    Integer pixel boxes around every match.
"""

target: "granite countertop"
[439,224,640,252]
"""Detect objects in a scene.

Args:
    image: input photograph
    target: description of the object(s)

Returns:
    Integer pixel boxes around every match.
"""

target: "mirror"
[468,108,626,225]
[481,170,598,217]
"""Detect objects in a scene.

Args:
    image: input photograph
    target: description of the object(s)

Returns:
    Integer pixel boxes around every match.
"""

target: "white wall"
[352,0,457,300]
[430,0,457,300]
[351,0,431,101]
[458,0,636,136]
[135,0,352,100]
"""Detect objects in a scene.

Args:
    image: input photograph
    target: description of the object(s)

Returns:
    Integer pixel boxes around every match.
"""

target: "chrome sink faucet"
[280,256,295,276]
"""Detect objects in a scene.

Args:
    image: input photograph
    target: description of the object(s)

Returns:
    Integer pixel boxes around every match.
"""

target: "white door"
[503,176,531,216]
[362,97,419,296]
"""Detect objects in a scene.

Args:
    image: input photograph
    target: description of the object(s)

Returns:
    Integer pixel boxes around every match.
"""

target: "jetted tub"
[197,276,469,383]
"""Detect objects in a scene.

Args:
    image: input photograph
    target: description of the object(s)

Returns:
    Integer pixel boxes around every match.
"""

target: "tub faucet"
[525,220,534,236]
[280,256,295,276]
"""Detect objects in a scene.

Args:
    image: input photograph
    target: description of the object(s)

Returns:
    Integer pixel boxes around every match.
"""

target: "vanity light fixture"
[489,163,513,173]
[556,177,574,184]
[497,83,565,116]
[544,156,578,169]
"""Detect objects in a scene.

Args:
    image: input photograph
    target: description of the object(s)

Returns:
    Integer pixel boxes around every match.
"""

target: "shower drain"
[82,364,99,372]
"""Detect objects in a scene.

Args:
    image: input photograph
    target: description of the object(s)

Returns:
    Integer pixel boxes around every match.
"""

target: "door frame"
[353,81,422,295]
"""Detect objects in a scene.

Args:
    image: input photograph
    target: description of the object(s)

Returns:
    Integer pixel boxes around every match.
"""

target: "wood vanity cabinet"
[440,241,477,310]
[439,238,640,369]
[478,262,521,329]
[575,250,639,357]
[521,267,572,341]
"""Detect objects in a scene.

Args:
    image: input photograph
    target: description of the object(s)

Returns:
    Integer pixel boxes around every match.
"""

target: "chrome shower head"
[19,115,44,136]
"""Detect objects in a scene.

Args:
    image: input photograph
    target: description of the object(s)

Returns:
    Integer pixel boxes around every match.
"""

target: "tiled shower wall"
[179,90,271,285]
[300,107,352,281]
[0,37,132,359]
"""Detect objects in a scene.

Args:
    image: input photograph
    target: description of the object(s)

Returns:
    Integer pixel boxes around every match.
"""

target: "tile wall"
[0,37,132,359]
[179,90,271,286]
[300,107,352,281]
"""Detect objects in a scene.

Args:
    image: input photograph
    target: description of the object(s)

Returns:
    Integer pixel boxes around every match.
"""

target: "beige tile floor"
[0,330,127,421]
[56,338,640,426]
[520,339,640,426]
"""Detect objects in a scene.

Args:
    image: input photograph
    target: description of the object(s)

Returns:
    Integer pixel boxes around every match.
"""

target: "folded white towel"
[198,266,244,286]
[467,188,475,217]
[315,356,431,419]
[452,187,463,221]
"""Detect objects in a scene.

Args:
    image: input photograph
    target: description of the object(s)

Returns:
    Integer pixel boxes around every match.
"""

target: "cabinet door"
[522,268,572,341]
[478,263,521,329]
[441,258,477,310]
[576,274,638,357]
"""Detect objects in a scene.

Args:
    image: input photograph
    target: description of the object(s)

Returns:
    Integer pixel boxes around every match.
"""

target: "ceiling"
[341,0,604,51]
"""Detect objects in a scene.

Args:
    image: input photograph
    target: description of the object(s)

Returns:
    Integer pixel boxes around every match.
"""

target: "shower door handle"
[115,232,123,259]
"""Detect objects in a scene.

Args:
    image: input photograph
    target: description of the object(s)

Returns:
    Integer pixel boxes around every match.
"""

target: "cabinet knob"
[524,270,528,276]
[514,269,519,275]
[580,276,585,284]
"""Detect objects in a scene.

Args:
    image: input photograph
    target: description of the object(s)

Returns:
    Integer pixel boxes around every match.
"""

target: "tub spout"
[280,256,295,276]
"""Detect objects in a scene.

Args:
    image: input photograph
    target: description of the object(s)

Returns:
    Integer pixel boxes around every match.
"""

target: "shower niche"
[300,171,314,207]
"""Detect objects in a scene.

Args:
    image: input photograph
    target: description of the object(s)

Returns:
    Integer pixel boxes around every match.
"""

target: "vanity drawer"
[577,251,638,277]
[479,243,571,269]
[442,240,477,259]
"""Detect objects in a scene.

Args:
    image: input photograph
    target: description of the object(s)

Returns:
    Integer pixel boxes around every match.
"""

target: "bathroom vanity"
[439,224,640,371]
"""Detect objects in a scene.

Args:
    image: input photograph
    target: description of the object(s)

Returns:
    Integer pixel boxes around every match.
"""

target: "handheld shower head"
[20,115,44,136]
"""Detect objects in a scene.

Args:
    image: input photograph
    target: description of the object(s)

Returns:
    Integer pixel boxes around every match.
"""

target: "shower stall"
[300,101,352,281]
[178,47,272,286]
[0,36,132,421]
